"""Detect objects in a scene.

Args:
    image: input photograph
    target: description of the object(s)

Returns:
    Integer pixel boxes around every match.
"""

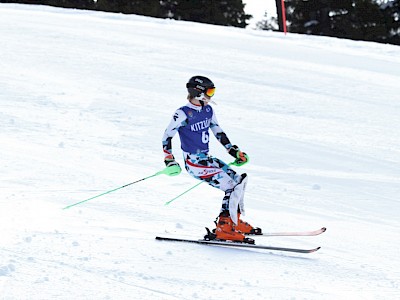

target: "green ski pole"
[63,167,174,210]
[164,181,203,205]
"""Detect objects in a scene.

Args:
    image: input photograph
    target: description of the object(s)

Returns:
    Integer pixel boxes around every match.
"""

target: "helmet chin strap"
[194,93,205,107]
[195,93,215,106]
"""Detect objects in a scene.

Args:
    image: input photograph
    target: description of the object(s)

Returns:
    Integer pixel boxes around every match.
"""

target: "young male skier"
[162,75,261,243]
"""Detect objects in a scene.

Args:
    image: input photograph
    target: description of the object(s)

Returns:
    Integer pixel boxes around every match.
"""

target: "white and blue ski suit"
[162,102,247,224]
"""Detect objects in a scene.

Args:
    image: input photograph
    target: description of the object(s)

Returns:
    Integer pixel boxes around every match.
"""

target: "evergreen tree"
[0,0,42,3]
[45,0,95,9]
[0,0,95,9]
[1,0,251,28]
[256,12,278,31]
[285,0,390,43]
[93,0,251,26]
[172,0,251,28]
[381,0,400,44]
[95,0,161,16]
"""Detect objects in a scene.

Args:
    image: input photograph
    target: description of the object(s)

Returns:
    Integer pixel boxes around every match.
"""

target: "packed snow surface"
[1,4,400,300]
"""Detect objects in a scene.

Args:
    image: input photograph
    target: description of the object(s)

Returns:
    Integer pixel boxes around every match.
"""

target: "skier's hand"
[228,145,249,167]
[164,159,182,176]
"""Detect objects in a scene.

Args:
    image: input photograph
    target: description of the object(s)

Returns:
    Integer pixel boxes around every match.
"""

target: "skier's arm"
[210,112,249,166]
[210,111,233,151]
[162,109,187,174]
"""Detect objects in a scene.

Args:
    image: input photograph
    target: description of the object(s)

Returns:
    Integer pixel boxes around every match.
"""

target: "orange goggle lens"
[205,87,215,97]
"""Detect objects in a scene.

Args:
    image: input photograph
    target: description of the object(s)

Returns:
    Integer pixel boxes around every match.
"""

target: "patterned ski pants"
[183,152,247,224]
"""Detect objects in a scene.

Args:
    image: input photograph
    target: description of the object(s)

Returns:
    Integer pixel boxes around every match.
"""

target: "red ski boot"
[236,213,262,235]
[211,214,254,244]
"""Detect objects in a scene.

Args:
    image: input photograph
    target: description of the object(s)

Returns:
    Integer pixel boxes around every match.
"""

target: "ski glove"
[164,159,182,176]
[228,145,249,167]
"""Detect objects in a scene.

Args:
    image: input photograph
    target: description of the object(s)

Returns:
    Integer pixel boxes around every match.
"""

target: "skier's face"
[203,94,211,102]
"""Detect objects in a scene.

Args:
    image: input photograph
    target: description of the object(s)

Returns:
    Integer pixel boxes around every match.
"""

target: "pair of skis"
[156,227,326,254]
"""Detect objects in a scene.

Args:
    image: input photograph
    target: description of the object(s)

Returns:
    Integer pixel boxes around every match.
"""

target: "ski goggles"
[205,87,215,97]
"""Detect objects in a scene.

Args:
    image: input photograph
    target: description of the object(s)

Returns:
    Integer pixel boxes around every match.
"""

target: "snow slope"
[1,4,400,299]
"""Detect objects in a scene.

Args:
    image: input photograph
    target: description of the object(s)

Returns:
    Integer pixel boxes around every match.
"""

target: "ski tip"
[321,227,327,232]
[311,246,321,253]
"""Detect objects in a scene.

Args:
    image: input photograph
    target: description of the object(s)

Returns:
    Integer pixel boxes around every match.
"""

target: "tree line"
[1,0,399,45]
[262,0,399,45]
[0,0,251,28]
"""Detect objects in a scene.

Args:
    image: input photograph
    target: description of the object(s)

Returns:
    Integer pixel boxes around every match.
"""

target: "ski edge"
[257,227,327,237]
[155,236,320,254]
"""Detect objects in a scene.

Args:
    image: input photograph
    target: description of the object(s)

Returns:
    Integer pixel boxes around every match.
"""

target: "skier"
[162,75,261,243]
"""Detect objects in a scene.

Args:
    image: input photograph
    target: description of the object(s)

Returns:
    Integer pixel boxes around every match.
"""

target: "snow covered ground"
[1,4,400,299]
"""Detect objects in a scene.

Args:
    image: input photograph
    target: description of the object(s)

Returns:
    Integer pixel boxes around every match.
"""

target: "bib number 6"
[201,131,209,144]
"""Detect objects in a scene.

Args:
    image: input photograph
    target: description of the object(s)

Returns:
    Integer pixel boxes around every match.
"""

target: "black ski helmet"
[186,76,215,98]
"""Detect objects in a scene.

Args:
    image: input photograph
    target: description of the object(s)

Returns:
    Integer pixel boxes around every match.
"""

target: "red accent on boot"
[235,213,254,234]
